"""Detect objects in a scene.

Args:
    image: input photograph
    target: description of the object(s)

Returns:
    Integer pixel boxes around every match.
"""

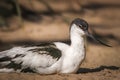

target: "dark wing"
[0,43,62,73]
[0,53,24,71]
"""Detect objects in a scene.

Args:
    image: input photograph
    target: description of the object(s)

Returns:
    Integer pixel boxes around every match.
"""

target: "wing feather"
[0,43,62,73]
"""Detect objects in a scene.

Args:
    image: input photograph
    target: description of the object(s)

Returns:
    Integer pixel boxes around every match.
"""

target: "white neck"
[60,24,86,73]
[70,24,85,49]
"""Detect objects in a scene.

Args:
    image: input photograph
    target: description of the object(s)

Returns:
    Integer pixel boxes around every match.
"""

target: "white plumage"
[0,18,110,74]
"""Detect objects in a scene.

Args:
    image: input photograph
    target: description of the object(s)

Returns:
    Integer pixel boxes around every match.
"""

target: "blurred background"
[0,0,120,70]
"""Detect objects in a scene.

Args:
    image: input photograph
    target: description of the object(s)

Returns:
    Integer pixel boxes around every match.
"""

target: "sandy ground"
[0,69,120,80]
[0,0,120,80]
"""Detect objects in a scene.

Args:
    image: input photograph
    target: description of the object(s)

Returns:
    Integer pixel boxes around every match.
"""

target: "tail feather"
[0,48,26,72]
[0,47,35,73]
[0,50,9,58]
[0,56,12,62]
[0,50,12,68]
[0,61,11,68]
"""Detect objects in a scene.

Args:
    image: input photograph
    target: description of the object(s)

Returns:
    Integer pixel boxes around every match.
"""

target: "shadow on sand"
[77,66,120,74]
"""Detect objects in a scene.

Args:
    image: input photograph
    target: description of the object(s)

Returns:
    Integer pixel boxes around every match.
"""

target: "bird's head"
[70,18,88,36]
[70,18,111,47]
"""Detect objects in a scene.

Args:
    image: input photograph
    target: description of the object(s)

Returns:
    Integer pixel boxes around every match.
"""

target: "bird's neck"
[70,31,85,49]
[70,25,85,49]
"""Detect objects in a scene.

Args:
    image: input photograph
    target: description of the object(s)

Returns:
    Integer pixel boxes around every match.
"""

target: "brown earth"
[0,0,120,80]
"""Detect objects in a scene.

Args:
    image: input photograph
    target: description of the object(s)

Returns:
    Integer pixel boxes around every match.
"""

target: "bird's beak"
[85,30,112,47]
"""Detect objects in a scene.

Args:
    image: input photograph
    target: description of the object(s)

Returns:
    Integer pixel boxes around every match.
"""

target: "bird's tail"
[0,50,11,67]
[0,47,26,72]
[0,50,9,58]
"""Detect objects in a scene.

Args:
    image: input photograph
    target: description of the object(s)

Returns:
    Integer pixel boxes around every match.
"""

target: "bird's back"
[0,43,62,73]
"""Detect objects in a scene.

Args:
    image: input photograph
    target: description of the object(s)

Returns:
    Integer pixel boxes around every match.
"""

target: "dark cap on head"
[71,18,88,31]
[70,18,111,47]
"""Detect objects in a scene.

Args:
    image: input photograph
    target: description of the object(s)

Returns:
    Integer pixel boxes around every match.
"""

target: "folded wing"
[0,43,62,73]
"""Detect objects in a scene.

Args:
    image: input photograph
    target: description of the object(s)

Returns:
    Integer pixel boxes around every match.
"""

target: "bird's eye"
[78,25,84,29]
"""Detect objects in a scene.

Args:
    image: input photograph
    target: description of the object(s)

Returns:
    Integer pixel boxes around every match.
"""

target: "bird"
[0,18,111,74]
